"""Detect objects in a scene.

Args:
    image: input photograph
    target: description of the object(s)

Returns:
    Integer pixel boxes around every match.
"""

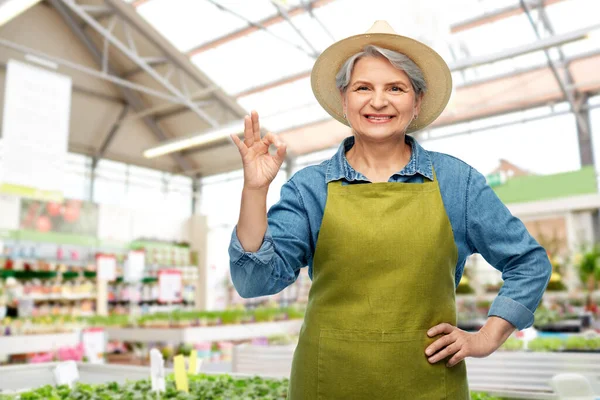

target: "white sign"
[150,348,166,393]
[0,195,20,231]
[53,361,79,388]
[158,270,182,303]
[81,328,106,364]
[0,60,71,194]
[97,255,117,281]
[124,250,145,283]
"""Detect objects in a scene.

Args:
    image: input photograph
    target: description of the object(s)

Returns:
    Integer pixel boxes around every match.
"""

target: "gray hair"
[335,45,427,96]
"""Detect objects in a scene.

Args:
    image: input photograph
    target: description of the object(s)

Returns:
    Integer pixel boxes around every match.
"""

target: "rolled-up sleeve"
[228,177,312,298]
[466,167,552,330]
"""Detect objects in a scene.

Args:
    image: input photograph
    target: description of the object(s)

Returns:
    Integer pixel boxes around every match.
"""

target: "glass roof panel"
[191,26,315,94]
[544,0,599,34]
[311,0,454,56]
[237,77,329,132]
[453,14,538,58]
[137,0,251,52]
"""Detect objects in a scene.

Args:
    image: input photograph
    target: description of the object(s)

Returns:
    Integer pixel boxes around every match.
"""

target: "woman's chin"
[355,124,405,139]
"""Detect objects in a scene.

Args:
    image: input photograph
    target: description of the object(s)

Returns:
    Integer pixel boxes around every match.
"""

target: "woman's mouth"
[364,114,394,124]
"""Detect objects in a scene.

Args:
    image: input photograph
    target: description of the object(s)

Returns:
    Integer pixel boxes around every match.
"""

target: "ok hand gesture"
[230,111,287,191]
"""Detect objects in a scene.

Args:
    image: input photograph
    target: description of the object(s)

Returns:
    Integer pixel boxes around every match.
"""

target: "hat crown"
[366,20,397,35]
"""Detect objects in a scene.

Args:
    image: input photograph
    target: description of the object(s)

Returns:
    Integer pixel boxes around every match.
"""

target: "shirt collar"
[325,135,433,183]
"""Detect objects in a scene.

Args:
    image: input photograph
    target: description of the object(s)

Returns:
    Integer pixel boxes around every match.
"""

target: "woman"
[228,21,551,399]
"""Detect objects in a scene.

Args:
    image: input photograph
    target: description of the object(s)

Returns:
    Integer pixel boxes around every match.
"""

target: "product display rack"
[106,319,303,343]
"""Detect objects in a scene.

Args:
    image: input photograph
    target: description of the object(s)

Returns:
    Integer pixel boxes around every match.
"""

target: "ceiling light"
[144,120,254,158]
[0,0,43,27]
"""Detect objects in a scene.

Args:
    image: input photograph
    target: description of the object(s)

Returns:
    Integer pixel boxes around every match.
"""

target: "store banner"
[0,60,72,201]
[19,198,99,236]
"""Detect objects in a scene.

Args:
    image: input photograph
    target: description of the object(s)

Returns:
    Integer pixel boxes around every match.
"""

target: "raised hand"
[230,110,287,191]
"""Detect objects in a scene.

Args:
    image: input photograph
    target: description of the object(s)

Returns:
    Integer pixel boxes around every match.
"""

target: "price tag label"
[150,348,165,393]
[173,354,189,393]
[53,361,79,388]
[125,250,145,283]
[82,328,106,364]
[158,269,182,303]
[97,255,116,281]
[188,351,197,374]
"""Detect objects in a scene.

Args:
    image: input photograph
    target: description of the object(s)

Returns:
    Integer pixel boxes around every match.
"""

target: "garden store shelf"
[106,319,303,343]
[0,362,162,393]
[0,332,79,356]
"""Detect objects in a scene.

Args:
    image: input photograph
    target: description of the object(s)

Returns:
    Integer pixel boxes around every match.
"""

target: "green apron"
[288,167,470,399]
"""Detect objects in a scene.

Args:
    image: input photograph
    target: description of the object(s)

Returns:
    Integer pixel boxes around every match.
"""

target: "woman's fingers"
[243,115,254,147]
[275,141,287,163]
[251,110,261,143]
[263,132,287,165]
[230,134,248,158]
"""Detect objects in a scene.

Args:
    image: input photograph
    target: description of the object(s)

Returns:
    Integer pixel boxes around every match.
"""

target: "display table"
[106,319,303,343]
[0,362,265,394]
[467,351,600,399]
[231,345,600,399]
[233,343,296,377]
[0,332,80,357]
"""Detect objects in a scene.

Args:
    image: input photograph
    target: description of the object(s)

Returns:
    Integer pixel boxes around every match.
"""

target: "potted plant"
[574,246,600,313]
[546,253,568,291]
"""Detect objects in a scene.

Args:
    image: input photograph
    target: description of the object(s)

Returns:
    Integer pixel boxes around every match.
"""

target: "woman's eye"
[391,86,405,92]
[356,86,369,91]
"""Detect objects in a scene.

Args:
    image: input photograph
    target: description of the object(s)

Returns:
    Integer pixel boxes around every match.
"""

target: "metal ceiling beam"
[449,23,598,71]
[231,23,600,99]
[0,62,125,105]
[104,0,247,120]
[49,0,194,173]
[0,38,189,104]
[270,0,320,57]
[93,104,130,167]
[450,0,567,33]
[186,0,334,57]
[300,0,335,42]
[520,0,593,167]
[61,0,220,128]
[205,0,317,59]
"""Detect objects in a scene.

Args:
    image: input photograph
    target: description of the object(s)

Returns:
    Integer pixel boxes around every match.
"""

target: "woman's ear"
[414,92,424,118]
[340,90,347,119]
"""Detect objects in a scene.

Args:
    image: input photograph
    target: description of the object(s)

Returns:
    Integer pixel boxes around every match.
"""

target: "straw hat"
[310,20,452,133]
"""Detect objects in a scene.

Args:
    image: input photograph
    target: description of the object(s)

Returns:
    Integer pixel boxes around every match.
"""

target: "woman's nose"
[370,91,388,109]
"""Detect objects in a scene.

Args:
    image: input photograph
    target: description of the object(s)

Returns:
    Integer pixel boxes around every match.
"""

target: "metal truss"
[520,0,594,166]
[60,0,220,127]
[32,0,253,174]
[49,0,196,172]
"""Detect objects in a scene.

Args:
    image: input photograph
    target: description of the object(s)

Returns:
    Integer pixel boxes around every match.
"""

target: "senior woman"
[228,21,551,399]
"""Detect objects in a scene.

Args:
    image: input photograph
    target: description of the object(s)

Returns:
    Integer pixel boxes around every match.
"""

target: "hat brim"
[310,33,452,133]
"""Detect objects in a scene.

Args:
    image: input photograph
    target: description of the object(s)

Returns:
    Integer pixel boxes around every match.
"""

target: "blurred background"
[0,0,599,399]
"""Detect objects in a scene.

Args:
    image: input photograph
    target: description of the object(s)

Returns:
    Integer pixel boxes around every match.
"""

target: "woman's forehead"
[350,56,411,83]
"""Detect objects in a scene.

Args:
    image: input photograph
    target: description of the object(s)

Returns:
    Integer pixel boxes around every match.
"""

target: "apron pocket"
[317,329,446,400]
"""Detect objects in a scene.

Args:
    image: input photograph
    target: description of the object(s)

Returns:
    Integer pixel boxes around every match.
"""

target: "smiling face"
[342,55,422,140]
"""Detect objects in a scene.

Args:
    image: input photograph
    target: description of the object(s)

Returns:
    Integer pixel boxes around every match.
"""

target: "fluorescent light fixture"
[586,28,600,44]
[0,0,43,27]
[144,120,250,158]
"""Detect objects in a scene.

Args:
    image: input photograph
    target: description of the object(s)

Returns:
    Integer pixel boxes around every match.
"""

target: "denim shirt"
[229,135,552,330]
